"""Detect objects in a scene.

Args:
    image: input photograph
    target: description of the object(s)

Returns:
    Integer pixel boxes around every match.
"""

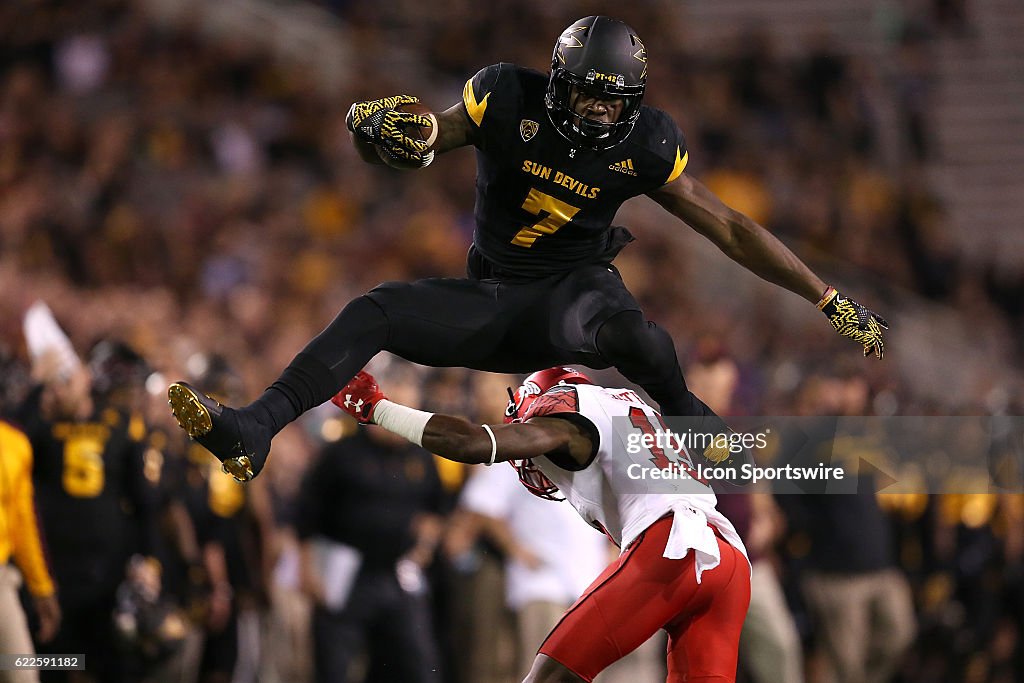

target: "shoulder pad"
[462,62,526,129]
[633,107,689,185]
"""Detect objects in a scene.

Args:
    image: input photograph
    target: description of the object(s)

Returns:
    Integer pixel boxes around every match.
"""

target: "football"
[376,101,435,170]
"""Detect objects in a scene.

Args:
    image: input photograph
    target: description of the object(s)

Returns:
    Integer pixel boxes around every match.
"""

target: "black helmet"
[545,16,647,151]
[188,353,244,403]
[88,339,150,397]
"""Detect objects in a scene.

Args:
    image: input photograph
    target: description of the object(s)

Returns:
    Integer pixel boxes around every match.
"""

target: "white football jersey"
[524,383,749,581]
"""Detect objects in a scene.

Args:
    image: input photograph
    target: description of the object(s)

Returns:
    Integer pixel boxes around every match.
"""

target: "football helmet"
[504,366,593,424]
[504,366,592,502]
[188,353,244,403]
[545,16,647,150]
[88,339,150,398]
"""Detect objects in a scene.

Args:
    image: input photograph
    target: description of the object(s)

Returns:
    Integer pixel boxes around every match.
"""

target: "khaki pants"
[740,560,804,683]
[803,569,916,683]
[449,554,516,683]
[263,583,313,683]
[516,601,564,679]
[0,565,40,683]
[517,600,666,683]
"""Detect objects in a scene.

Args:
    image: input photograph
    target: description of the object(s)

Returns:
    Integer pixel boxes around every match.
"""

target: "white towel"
[310,537,362,612]
[23,300,81,381]
[663,503,722,584]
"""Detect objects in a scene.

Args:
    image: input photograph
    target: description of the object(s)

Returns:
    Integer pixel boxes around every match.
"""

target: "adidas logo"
[608,158,638,176]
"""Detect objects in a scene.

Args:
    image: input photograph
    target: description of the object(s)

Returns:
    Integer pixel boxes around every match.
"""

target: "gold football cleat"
[167,382,257,482]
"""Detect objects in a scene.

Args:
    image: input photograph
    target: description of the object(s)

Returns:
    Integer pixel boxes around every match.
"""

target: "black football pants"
[253,264,721,429]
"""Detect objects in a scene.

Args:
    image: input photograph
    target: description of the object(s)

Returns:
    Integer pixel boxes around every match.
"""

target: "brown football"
[376,101,434,169]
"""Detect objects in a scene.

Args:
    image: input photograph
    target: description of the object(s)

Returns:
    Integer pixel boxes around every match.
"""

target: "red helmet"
[504,366,592,424]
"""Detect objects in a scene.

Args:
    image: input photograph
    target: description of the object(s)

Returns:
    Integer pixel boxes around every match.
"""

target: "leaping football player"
[168,16,887,481]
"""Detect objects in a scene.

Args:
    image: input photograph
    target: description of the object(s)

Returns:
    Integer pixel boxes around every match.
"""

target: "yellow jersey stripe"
[462,78,491,127]
[434,455,466,492]
[666,148,688,184]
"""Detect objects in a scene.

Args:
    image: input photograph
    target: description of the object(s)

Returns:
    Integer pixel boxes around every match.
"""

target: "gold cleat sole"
[222,456,254,482]
[167,383,214,437]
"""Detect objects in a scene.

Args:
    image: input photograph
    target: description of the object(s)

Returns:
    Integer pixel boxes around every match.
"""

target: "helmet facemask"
[501,367,593,501]
[545,70,643,151]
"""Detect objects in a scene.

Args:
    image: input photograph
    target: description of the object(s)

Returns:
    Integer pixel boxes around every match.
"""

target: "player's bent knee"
[595,310,645,351]
[522,654,588,683]
[596,311,676,371]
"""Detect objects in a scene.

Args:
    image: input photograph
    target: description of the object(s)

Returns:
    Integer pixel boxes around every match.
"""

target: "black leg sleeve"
[245,295,389,433]
[596,311,751,483]
[596,309,735,426]
[595,310,698,415]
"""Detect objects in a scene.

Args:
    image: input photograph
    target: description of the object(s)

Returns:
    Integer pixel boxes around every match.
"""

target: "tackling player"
[168,16,887,482]
[334,366,751,683]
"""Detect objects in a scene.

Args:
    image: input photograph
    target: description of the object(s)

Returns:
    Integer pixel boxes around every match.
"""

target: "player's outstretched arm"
[648,173,826,302]
[421,414,577,465]
[331,371,592,464]
[648,173,888,358]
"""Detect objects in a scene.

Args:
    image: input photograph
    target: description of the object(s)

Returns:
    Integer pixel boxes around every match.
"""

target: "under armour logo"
[344,395,365,412]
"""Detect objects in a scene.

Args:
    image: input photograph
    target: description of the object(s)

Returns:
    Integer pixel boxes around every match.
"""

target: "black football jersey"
[19,392,159,601]
[180,440,258,591]
[462,63,688,277]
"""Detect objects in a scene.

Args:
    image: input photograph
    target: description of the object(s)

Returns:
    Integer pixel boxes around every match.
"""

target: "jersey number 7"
[512,188,580,247]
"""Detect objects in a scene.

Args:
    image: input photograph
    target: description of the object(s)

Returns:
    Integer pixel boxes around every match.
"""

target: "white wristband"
[425,113,439,148]
[481,424,497,466]
[372,400,434,447]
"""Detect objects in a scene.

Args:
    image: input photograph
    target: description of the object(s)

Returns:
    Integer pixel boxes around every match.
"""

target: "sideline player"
[17,358,160,682]
[334,366,751,683]
[0,419,61,683]
[168,16,887,481]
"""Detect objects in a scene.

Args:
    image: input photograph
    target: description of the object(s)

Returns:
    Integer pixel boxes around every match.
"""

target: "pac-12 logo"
[520,119,540,142]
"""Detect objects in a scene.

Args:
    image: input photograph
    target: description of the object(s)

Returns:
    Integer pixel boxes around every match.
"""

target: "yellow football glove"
[345,94,433,164]
[817,286,889,359]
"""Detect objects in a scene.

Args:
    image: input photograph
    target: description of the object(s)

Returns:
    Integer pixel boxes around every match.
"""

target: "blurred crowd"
[0,0,1021,681]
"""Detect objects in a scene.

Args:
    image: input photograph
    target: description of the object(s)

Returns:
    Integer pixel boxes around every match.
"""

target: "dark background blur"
[1,1,1022,681]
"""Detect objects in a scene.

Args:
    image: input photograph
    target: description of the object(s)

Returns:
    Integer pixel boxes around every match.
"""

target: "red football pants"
[538,516,751,682]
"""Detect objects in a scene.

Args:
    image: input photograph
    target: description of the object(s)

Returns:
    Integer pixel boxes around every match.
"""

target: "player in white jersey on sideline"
[332,366,751,683]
